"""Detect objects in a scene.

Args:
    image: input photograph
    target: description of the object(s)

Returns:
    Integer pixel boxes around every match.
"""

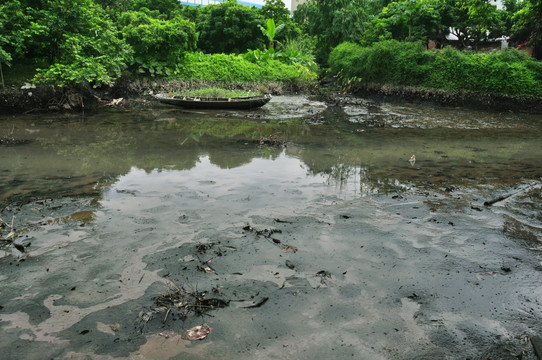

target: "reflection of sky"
[104,151,367,212]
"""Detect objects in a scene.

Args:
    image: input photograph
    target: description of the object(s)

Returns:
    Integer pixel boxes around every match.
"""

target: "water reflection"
[1,95,541,204]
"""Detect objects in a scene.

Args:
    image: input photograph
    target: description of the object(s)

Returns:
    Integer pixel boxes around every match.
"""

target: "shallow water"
[1,95,542,359]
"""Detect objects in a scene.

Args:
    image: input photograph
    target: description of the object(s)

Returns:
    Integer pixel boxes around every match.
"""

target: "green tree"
[512,0,542,57]
[361,0,448,45]
[119,10,197,76]
[498,0,525,37]
[259,18,285,49]
[28,0,133,86]
[261,0,290,24]
[446,0,503,48]
[130,0,182,16]
[293,0,370,64]
[196,0,265,54]
[0,1,29,87]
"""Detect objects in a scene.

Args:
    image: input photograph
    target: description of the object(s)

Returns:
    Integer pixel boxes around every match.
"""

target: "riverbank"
[346,82,542,113]
[2,79,541,114]
[0,79,314,113]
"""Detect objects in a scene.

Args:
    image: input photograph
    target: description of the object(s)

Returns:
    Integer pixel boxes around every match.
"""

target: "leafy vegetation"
[118,9,197,76]
[173,87,262,98]
[178,52,316,83]
[30,0,133,87]
[192,0,265,54]
[0,0,541,98]
[294,0,372,64]
[259,19,284,50]
[0,0,314,88]
[329,40,542,96]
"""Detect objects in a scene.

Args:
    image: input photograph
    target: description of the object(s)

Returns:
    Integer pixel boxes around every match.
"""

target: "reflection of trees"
[38,115,300,172]
[22,114,305,200]
[4,107,542,203]
[308,159,411,195]
[206,143,283,169]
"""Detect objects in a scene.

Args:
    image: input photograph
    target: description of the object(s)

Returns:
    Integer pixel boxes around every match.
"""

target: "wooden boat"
[154,93,272,109]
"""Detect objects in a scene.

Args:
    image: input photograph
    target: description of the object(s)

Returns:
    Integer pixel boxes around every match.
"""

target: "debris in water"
[315,270,332,285]
[13,243,25,253]
[316,270,332,278]
[285,260,295,269]
[243,224,297,252]
[274,218,293,224]
[106,98,124,106]
[282,245,298,253]
[409,154,416,166]
[181,324,211,341]
[159,330,176,339]
[484,183,539,206]
[151,282,229,323]
[203,265,215,274]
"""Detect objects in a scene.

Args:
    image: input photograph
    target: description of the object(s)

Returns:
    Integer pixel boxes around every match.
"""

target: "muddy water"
[1,95,542,359]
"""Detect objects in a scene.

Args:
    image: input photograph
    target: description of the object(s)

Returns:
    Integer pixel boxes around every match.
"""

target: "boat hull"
[154,94,272,109]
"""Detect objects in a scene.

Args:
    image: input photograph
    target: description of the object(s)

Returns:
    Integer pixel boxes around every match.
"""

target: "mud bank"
[1,181,542,360]
[344,82,542,113]
[0,79,311,114]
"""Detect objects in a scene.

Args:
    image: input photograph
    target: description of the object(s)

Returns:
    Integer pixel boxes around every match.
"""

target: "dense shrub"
[429,46,542,95]
[119,10,197,76]
[195,0,264,54]
[329,40,542,96]
[31,0,133,87]
[176,53,317,84]
[329,40,433,85]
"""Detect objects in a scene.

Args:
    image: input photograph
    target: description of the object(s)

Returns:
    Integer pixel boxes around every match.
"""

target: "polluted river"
[1,95,542,359]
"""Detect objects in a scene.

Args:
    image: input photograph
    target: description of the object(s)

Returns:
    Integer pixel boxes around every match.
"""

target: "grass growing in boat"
[174,87,263,98]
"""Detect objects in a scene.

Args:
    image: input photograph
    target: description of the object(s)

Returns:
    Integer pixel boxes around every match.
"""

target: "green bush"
[176,52,317,84]
[31,0,133,87]
[119,10,197,76]
[430,47,542,95]
[427,46,469,89]
[329,40,433,85]
[195,0,265,54]
[328,42,365,80]
[329,40,542,96]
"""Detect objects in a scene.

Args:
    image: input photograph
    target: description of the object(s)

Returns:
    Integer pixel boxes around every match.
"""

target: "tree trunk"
[0,62,4,89]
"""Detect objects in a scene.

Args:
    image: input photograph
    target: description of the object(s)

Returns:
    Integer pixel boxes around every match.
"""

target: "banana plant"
[258,18,285,50]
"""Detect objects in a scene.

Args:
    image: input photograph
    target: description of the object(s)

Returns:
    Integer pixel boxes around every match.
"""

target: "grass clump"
[174,86,262,98]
